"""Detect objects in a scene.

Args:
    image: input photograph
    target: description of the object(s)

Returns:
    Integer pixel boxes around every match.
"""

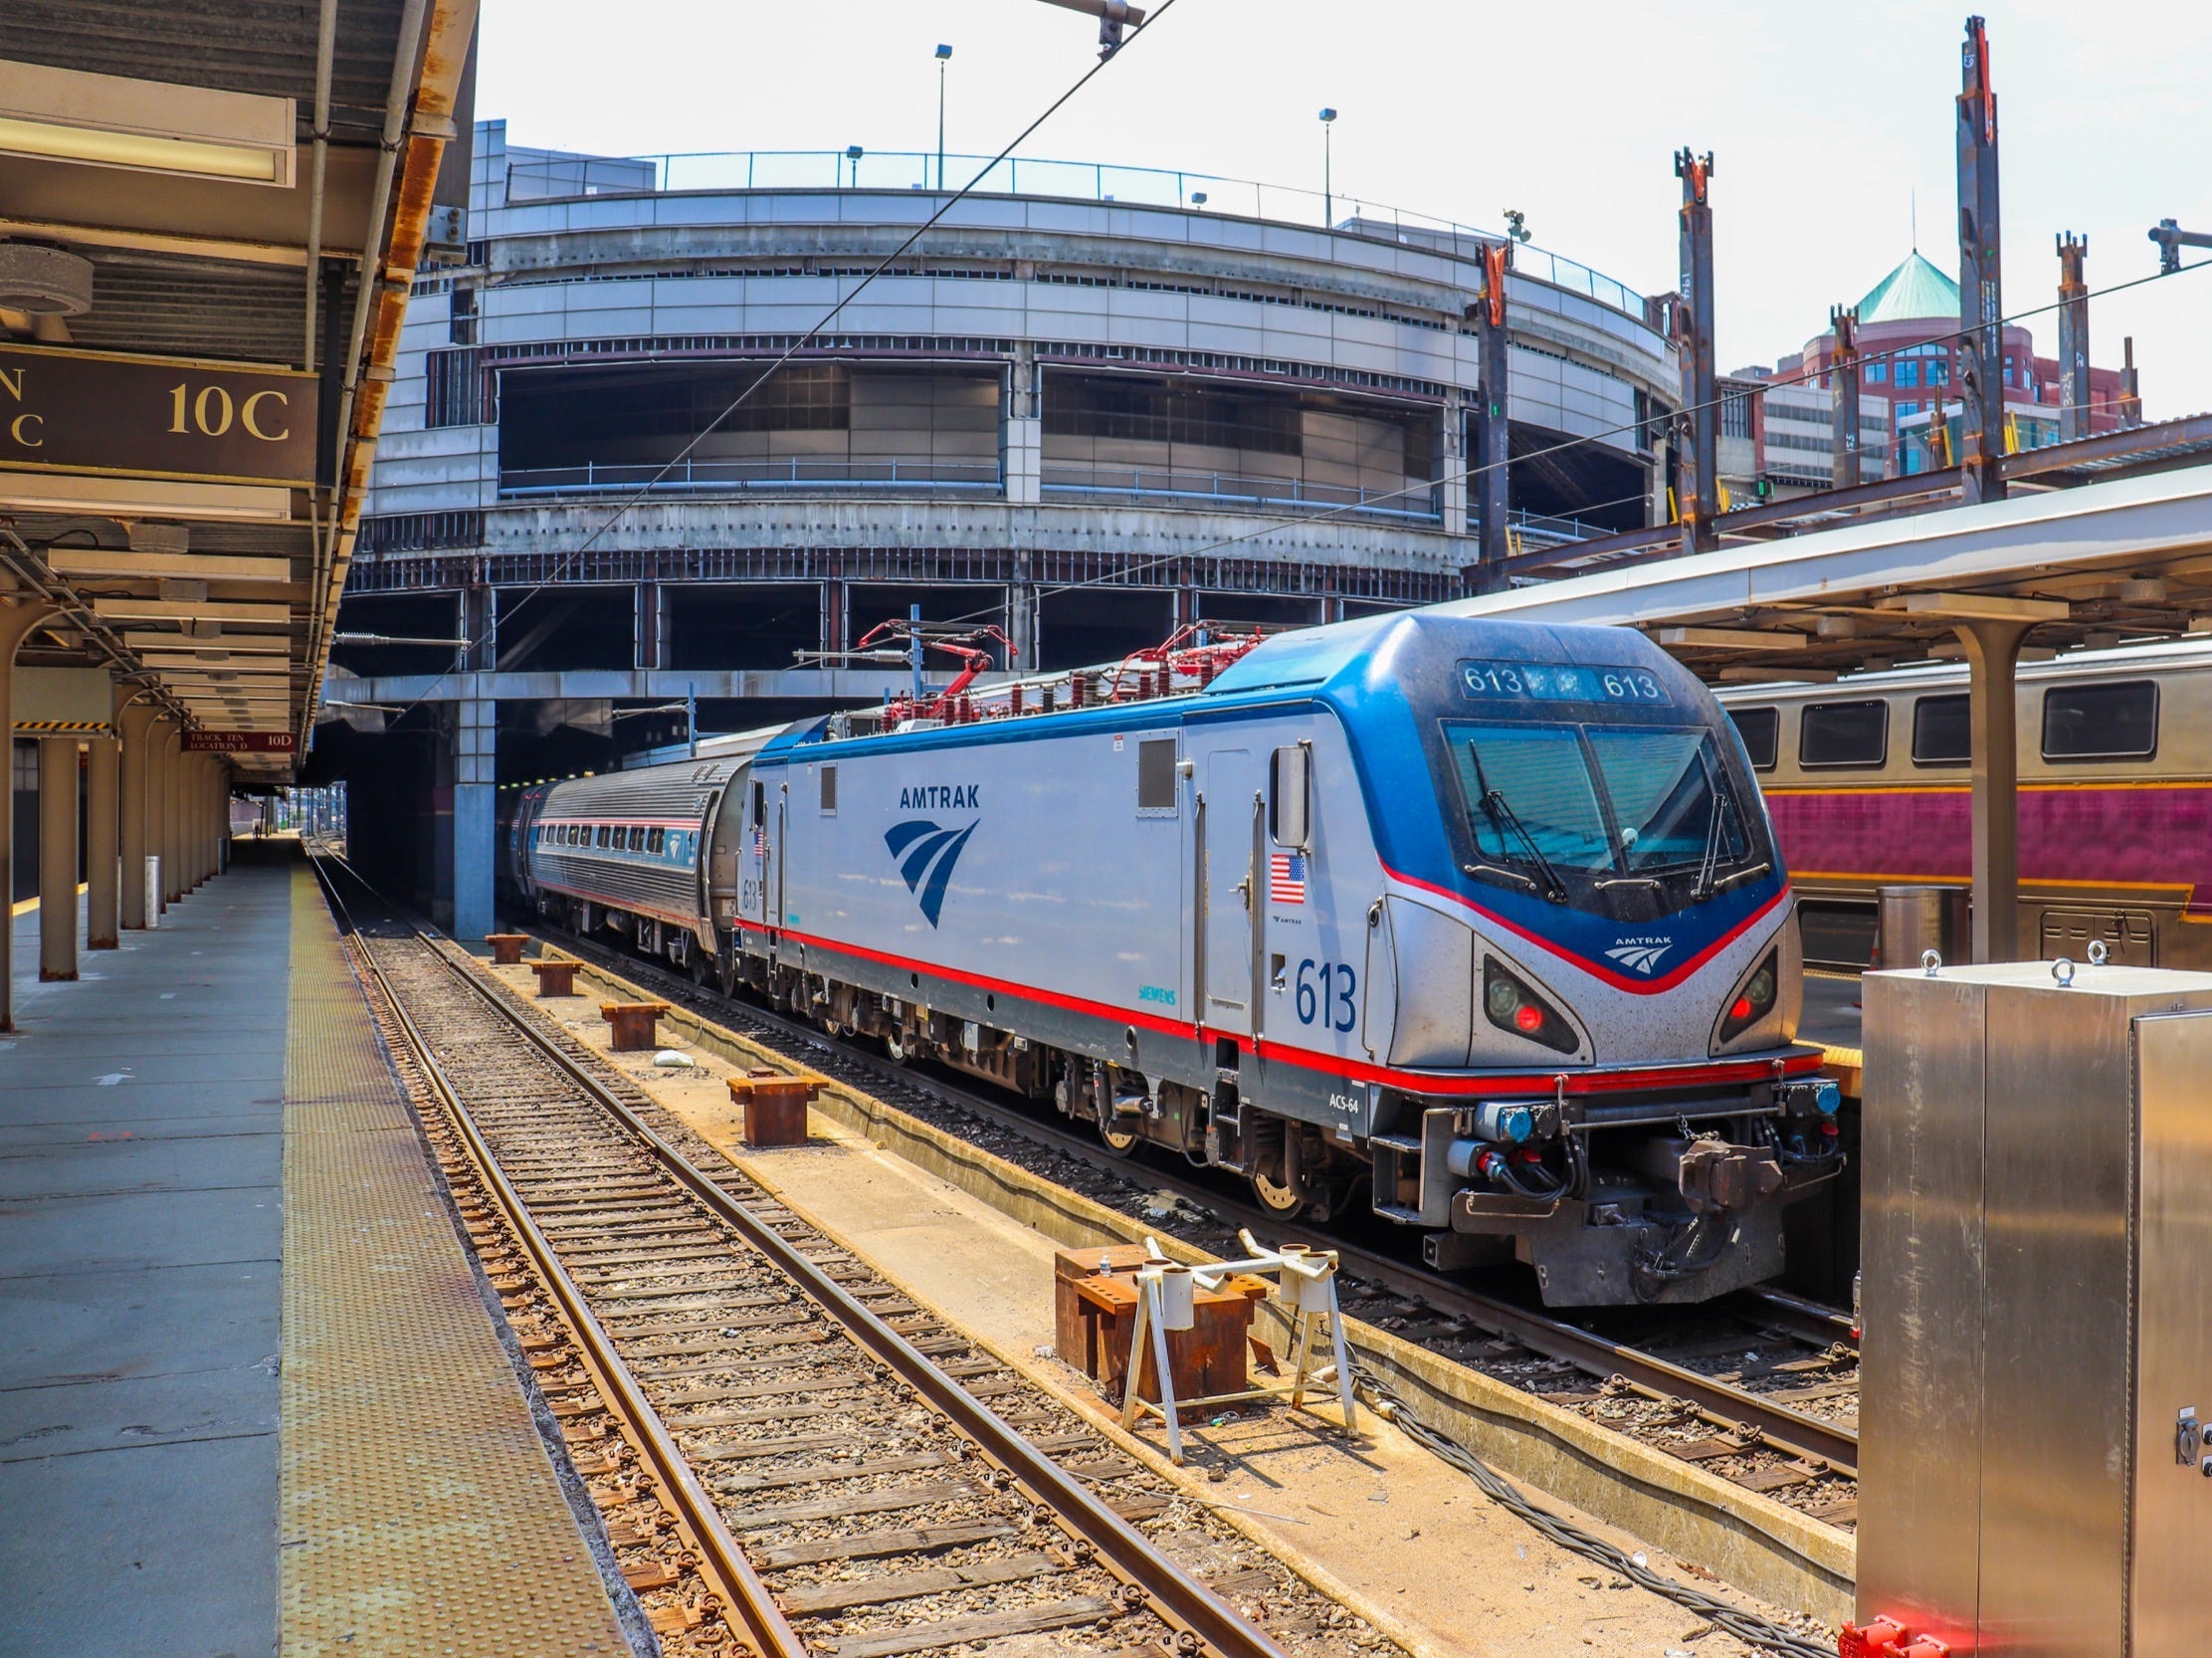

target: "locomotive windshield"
[1442,720,1762,916]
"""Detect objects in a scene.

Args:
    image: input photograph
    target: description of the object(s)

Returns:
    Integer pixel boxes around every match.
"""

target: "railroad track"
[315,858,1386,1658]
[520,916,1860,1516]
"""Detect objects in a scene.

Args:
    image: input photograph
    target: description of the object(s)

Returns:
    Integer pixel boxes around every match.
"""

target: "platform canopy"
[0,1,477,780]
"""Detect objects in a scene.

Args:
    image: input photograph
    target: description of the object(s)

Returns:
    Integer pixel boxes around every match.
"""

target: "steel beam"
[118,700,159,930]
[1957,618,2028,961]
[0,600,60,1027]
[1674,149,1718,553]
[1829,306,1863,489]
[2056,234,2090,444]
[1473,242,1513,587]
[87,719,119,949]
[1955,16,2006,506]
[38,738,80,982]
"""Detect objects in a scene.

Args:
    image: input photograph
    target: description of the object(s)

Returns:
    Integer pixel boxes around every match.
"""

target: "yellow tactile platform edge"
[278,860,629,1657]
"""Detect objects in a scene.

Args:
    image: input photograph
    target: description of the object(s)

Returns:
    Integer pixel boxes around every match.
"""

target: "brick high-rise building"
[1781,251,2136,476]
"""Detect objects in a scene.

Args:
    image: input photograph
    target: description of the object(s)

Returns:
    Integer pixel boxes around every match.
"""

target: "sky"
[477,0,2212,416]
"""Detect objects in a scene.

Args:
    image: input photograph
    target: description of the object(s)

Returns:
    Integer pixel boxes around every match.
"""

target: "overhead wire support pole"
[1955,13,2005,507]
[2056,232,2091,443]
[1829,306,1863,489]
[1674,148,1717,554]
[1472,241,1512,590]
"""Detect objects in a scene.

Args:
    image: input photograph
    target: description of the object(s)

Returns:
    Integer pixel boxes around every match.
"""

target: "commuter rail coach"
[514,613,1840,1306]
[1717,638,2212,971]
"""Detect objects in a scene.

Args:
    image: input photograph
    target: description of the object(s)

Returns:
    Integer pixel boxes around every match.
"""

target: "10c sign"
[0,342,316,488]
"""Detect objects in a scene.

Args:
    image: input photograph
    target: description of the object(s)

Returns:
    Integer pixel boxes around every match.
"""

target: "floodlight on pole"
[935,45,952,192]
[1318,108,1337,228]
[845,143,864,188]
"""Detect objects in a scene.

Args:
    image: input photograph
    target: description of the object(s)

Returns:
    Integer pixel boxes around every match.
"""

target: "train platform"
[0,843,634,1657]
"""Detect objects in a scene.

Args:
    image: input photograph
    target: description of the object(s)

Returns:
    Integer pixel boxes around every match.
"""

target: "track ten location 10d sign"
[183,731,298,753]
[0,343,315,488]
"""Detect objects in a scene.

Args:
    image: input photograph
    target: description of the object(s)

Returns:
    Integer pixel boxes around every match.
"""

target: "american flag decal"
[1269,852,1307,905]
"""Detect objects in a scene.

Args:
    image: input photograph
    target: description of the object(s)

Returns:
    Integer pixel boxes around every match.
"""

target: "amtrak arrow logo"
[884,818,978,929]
[1605,940,1674,975]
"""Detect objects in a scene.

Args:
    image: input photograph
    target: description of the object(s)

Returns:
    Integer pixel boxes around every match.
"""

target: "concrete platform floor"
[500,959,1791,1658]
[1,850,629,1658]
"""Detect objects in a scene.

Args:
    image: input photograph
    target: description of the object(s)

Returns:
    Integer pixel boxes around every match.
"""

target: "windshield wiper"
[1480,787,1569,904]
[1692,751,1738,901]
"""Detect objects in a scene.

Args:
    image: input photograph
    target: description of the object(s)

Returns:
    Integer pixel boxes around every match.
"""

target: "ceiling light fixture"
[0,60,296,187]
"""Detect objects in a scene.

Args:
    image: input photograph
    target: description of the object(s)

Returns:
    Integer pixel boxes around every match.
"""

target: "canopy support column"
[1957,618,2028,963]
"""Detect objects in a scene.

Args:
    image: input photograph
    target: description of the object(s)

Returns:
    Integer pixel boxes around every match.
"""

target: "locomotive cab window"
[1911,695,1971,765]
[751,780,766,826]
[2043,681,2157,760]
[1728,707,1778,771]
[1442,721,1754,903]
[819,765,838,813]
[1799,700,1889,768]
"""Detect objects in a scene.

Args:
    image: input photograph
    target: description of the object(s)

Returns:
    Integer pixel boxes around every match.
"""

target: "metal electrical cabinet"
[1854,960,2212,1658]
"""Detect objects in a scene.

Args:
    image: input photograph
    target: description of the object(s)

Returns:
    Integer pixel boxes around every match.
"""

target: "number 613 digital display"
[1458,660,1672,706]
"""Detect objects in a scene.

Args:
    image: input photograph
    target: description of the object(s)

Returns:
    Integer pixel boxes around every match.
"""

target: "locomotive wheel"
[717,956,740,997]
[884,1030,914,1066]
[1097,1102,1141,1156]
[1250,1165,1307,1218]
[690,952,710,986]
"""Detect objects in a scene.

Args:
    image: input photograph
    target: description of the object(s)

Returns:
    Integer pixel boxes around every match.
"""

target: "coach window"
[820,765,839,814]
[2043,681,2158,760]
[1799,700,1889,768]
[649,828,666,854]
[596,825,611,847]
[1728,707,1778,771]
[1136,738,1177,815]
[1911,695,1972,766]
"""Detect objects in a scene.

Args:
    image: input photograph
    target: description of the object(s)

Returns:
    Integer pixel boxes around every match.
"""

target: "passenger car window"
[1911,695,1971,765]
[649,828,666,854]
[2043,681,2157,760]
[1728,707,1778,770]
[1799,701,1889,768]
[596,825,610,847]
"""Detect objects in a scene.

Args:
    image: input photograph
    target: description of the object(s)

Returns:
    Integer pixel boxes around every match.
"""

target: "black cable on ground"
[1351,1364,1835,1658]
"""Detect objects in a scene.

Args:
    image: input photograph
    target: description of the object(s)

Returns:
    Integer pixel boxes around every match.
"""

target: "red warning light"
[1513,1003,1543,1034]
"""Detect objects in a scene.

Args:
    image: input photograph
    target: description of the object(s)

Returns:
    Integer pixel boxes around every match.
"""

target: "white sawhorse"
[1118,1230,1358,1464]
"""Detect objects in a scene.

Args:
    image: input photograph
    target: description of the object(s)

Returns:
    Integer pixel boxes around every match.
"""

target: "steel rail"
[532,922,1861,1476]
[312,860,804,1658]
[318,856,1287,1658]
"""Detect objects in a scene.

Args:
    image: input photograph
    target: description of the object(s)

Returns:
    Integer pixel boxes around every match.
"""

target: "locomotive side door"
[742,777,770,940]
[1202,748,1264,1036]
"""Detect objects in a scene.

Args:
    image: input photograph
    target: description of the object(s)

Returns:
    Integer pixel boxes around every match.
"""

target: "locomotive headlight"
[1716,947,1781,1045]
[1482,957,1578,1055]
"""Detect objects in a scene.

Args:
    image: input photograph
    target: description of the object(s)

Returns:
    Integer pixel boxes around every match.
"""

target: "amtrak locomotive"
[511,613,1839,1306]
